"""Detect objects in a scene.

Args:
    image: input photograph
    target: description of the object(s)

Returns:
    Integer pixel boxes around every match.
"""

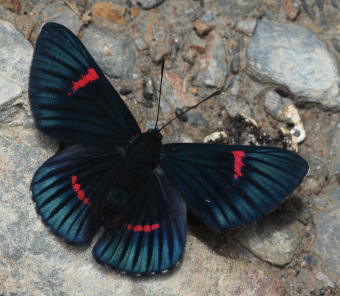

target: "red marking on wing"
[68,68,99,95]
[126,223,160,232]
[232,151,246,181]
[71,175,92,205]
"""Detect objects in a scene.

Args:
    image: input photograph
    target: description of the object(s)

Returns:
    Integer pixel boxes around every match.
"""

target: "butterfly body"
[125,128,163,172]
[29,22,309,275]
[104,129,163,200]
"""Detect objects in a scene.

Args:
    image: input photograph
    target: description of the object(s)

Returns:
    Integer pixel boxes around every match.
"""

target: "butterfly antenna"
[159,90,221,132]
[154,59,165,130]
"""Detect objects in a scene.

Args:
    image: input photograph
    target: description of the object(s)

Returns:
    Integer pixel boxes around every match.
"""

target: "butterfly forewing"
[93,172,187,275]
[32,144,125,243]
[160,144,309,231]
[29,22,141,145]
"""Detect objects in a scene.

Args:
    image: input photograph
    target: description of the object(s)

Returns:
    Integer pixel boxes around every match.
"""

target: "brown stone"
[91,2,126,25]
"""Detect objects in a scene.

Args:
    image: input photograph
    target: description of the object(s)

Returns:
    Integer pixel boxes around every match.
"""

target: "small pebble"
[230,55,241,74]
[235,19,257,37]
[175,108,188,122]
[265,90,306,144]
[283,0,300,20]
[119,88,132,95]
[182,48,198,65]
[203,131,227,143]
[135,36,149,51]
[143,76,157,100]
[150,40,172,63]
[137,0,165,10]
[187,112,209,127]
[187,6,205,22]
[194,19,213,37]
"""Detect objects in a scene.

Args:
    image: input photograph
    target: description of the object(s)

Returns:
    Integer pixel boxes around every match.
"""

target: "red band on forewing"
[232,150,246,181]
[125,223,160,232]
[71,175,92,205]
[68,68,99,95]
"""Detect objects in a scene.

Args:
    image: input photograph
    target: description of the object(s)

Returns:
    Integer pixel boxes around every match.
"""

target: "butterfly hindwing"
[32,144,125,243]
[160,144,309,231]
[93,171,187,275]
[29,22,141,145]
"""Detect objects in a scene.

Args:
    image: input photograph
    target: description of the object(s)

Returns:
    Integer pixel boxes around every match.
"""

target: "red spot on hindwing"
[125,223,160,232]
[71,175,92,205]
[232,150,246,182]
[67,68,99,96]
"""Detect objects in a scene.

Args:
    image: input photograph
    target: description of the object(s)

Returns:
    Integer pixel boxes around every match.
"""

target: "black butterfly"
[29,22,309,275]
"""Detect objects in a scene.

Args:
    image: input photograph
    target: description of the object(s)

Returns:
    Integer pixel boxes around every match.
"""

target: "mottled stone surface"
[187,112,209,128]
[201,32,228,88]
[136,0,165,10]
[222,95,251,118]
[0,20,33,101]
[218,0,262,18]
[41,2,83,34]
[235,19,257,36]
[82,26,136,79]
[313,188,340,276]
[236,215,303,266]
[160,73,197,113]
[247,19,340,110]
[331,124,340,175]
[265,91,306,143]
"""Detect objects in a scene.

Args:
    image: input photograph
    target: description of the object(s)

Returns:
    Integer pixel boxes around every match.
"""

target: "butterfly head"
[146,128,163,141]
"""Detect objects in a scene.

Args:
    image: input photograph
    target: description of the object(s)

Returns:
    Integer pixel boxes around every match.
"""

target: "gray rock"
[160,73,197,114]
[143,76,157,100]
[82,26,136,79]
[201,32,228,88]
[0,104,22,126]
[182,48,198,65]
[202,11,214,22]
[330,123,340,176]
[187,112,209,127]
[223,95,251,117]
[235,19,257,37]
[227,33,244,55]
[41,2,83,35]
[189,32,206,53]
[265,91,306,144]
[0,20,33,102]
[230,55,241,74]
[135,36,149,51]
[247,19,340,110]
[150,40,172,63]
[301,158,328,195]
[265,91,290,122]
[137,0,165,10]
[330,37,340,54]
[0,79,21,108]
[229,80,240,96]
[284,0,300,20]
[236,215,303,266]
[313,188,340,276]
[186,6,205,22]
[218,0,262,18]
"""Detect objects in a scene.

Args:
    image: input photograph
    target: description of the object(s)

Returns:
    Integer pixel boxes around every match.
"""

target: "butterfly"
[29,22,309,275]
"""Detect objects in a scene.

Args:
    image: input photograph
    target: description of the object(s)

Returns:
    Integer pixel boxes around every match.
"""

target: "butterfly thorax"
[111,129,163,195]
[126,129,163,170]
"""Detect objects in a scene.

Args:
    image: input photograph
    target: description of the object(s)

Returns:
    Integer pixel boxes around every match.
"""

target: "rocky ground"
[0,0,340,295]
